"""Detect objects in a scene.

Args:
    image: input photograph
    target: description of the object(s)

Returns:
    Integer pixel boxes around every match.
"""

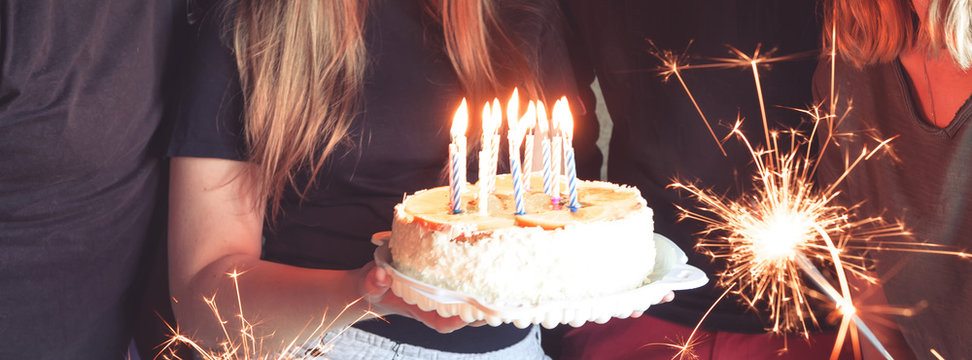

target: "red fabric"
[561,316,854,360]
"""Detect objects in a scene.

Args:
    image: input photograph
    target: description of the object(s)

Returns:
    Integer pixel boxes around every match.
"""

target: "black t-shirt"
[169,0,599,353]
[0,1,179,358]
[560,0,821,332]
[813,59,972,359]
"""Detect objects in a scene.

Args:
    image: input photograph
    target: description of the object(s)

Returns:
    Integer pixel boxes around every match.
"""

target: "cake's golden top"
[402,174,644,230]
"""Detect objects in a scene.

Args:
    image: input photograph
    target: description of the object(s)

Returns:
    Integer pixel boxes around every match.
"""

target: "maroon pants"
[560,316,854,360]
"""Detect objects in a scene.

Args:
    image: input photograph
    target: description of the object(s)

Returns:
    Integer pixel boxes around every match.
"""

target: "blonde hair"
[232,0,544,217]
[825,0,972,69]
[928,0,972,68]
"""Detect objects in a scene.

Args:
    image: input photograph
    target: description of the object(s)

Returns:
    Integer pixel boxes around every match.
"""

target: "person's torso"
[0,0,179,357]
[251,0,576,352]
[815,59,972,359]
[562,0,822,332]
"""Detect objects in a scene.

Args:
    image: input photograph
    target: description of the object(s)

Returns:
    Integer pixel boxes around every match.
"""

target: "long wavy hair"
[230,0,546,217]
[824,0,972,69]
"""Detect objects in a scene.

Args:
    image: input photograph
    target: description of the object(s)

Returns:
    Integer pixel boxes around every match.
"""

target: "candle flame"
[507,89,520,133]
[491,98,502,133]
[536,100,549,135]
[521,101,537,134]
[553,97,573,140]
[482,101,491,132]
[508,88,520,129]
[451,98,468,137]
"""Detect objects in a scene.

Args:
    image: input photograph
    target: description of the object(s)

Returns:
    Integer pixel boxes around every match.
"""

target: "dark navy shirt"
[0,0,180,358]
[169,0,600,352]
[560,0,821,333]
[814,59,972,359]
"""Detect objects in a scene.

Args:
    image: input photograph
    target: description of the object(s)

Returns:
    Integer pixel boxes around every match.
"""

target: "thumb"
[363,266,391,300]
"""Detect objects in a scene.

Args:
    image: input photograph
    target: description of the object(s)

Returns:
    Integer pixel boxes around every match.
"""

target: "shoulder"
[499,0,563,39]
[812,58,905,128]
[813,58,899,98]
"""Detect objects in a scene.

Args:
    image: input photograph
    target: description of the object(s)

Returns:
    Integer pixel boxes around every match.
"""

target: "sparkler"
[650,41,971,360]
[156,269,380,360]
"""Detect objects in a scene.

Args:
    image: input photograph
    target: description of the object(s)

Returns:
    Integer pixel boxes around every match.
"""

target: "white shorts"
[300,325,550,360]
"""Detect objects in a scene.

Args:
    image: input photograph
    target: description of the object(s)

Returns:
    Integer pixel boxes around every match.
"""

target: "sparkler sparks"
[156,270,381,360]
[650,43,971,360]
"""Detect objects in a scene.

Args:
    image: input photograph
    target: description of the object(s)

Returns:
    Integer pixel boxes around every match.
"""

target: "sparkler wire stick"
[669,65,728,157]
[749,59,773,155]
[662,284,736,359]
[794,255,893,360]
[230,271,253,357]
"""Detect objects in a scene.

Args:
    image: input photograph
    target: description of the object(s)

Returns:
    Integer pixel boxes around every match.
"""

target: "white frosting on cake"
[388,175,656,305]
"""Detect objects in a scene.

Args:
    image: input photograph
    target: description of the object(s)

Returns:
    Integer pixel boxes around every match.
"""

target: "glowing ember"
[750,212,810,263]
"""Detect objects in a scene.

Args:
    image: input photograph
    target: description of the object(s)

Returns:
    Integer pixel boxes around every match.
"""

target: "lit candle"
[521,101,536,191]
[507,90,526,215]
[488,98,501,193]
[537,101,554,199]
[550,107,563,208]
[554,97,580,212]
[449,98,468,214]
[479,102,492,215]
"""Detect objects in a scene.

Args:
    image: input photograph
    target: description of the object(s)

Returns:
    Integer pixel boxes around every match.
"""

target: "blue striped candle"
[449,144,463,213]
[553,97,577,211]
[510,151,525,215]
[523,133,534,191]
[550,135,562,207]
[541,138,552,197]
[521,101,536,191]
[537,101,554,198]
[565,146,580,212]
[449,99,468,214]
[507,89,526,215]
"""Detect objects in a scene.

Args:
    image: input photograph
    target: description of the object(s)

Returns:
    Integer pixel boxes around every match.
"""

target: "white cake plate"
[371,231,707,329]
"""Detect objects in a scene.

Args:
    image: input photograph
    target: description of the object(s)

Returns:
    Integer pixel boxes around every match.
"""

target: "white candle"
[537,101,554,198]
[521,101,536,191]
[551,114,563,206]
[554,97,580,212]
[449,143,459,211]
[479,102,492,215]
[488,98,501,193]
[507,90,525,215]
[449,98,468,214]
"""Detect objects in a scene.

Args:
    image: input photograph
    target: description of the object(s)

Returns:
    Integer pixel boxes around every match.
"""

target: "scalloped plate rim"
[371,232,708,324]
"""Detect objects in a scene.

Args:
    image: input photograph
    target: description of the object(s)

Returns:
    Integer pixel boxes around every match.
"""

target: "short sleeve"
[167,2,246,161]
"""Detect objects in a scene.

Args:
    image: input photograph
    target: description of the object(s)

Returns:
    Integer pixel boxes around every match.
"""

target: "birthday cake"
[388,174,656,305]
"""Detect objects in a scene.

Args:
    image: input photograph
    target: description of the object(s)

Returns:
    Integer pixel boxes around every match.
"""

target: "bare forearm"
[167,157,382,352]
[171,253,375,352]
